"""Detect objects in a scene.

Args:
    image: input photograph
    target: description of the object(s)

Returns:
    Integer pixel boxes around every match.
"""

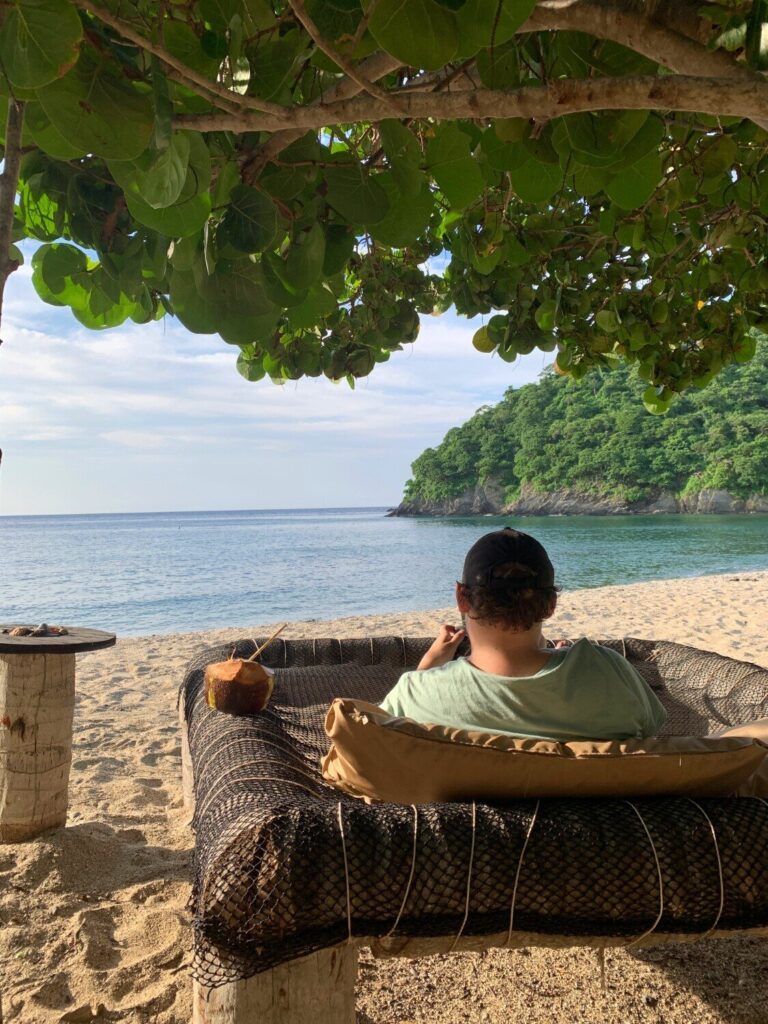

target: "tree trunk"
[192,945,359,1024]
[0,99,25,344]
[0,653,75,842]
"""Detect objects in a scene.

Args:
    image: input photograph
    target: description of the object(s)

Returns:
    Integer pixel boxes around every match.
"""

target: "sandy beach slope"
[2,571,768,1023]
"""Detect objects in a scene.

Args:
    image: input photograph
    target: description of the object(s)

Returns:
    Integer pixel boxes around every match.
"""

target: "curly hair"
[460,561,558,630]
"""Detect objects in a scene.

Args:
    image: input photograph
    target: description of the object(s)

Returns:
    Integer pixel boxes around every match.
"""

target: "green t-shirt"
[379,638,667,741]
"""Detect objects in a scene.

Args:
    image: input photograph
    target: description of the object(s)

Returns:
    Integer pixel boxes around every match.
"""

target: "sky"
[0,257,549,516]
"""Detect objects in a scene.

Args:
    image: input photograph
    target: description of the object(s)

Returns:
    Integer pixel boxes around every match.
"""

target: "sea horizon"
[0,503,392,520]
[2,507,768,636]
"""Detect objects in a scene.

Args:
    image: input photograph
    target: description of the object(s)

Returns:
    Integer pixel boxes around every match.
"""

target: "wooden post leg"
[192,945,358,1024]
[179,696,195,815]
[0,653,75,842]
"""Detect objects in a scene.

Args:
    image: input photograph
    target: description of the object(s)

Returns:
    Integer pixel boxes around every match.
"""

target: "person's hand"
[417,625,467,670]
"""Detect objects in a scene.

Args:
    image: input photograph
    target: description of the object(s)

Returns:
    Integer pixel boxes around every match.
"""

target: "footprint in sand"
[74,907,122,970]
[141,745,181,767]
[72,756,129,772]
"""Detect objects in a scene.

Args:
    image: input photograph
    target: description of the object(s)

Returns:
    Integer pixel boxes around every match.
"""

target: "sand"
[2,571,768,1024]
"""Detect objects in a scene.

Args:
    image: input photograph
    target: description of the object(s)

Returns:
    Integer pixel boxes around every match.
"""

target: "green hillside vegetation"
[404,339,768,507]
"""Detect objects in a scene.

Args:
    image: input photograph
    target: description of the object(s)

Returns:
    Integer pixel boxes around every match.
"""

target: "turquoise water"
[0,508,766,636]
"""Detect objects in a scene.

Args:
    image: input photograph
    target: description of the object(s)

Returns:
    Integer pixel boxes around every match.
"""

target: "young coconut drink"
[204,625,286,715]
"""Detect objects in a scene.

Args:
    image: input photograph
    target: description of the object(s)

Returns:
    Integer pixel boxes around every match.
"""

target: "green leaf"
[109,133,191,210]
[200,0,240,29]
[286,284,337,329]
[237,351,267,382]
[262,253,308,306]
[369,173,434,247]
[455,0,535,57]
[700,135,738,178]
[596,309,619,333]
[38,54,153,160]
[247,34,300,99]
[369,0,458,69]
[510,159,563,204]
[124,134,212,237]
[24,101,86,160]
[324,162,390,225]
[733,332,758,363]
[642,385,673,415]
[170,267,220,333]
[220,185,279,252]
[476,39,520,88]
[306,0,362,41]
[556,111,648,168]
[480,129,528,171]
[279,222,326,290]
[379,120,424,198]
[323,225,356,276]
[34,241,87,294]
[426,124,484,208]
[605,151,662,209]
[151,58,174,151]
[535,298,558,331]
[0,0,82,90]
[163,20,221,77]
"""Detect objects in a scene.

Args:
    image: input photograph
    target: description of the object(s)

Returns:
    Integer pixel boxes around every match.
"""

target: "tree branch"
[0,99,25,345]
[287,0,401,110]
[527,0,765,87]
[176,75,768,134]
[73,0,289,119]
[241,52,401,179]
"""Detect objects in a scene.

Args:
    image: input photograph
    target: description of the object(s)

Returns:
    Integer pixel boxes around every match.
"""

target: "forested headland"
[395,338,768,517]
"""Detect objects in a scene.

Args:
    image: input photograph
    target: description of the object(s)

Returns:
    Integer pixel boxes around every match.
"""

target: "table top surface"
[0,626,116,655]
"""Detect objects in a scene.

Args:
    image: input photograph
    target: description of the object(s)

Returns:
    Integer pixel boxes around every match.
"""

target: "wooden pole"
[192,945,359,1024]
[0,653,75,842]
[179,695,195,815]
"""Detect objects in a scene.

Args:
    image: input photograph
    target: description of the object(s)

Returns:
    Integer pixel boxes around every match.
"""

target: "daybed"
[179,636,768,1024]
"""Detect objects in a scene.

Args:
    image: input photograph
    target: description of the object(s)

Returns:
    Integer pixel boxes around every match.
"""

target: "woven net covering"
[181,636,768,987]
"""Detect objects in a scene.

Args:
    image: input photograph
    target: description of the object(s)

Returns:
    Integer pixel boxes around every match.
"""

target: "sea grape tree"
[1,0,768,407]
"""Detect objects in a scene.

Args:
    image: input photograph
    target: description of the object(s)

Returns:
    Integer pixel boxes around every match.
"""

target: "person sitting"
[380,527,667,741]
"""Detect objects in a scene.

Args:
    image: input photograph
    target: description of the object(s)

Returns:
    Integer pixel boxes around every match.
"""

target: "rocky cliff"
[390,481,768,517]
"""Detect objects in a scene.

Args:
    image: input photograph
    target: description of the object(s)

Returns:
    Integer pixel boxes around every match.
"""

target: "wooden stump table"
[0,626,116,842]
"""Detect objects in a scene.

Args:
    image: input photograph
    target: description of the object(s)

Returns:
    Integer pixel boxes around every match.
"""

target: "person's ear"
[455,582,471,613]
[543,592,558,620]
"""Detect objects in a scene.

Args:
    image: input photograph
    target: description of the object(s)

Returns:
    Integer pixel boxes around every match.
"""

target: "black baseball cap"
[461,528,555,590]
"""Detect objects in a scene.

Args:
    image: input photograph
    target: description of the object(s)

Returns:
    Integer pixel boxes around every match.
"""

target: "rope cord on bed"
[449,802,477,952]
[623,800,665,946]
[181,635,768,987]
[337,801,353,944]
[506,799,540,946]
[686,798,726,937]
[383,805,419,939]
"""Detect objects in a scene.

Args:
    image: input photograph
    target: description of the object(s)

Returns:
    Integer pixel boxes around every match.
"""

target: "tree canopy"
[403,336,768,507]
[1,0,768,404]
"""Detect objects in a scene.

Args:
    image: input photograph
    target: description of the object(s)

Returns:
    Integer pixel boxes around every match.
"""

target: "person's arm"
[417,624,466,670]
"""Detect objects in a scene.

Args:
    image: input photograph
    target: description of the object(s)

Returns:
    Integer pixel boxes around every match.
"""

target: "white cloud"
[0,267,548,514]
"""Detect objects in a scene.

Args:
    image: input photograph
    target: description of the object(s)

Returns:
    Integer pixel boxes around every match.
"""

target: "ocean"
[1,507,767,636]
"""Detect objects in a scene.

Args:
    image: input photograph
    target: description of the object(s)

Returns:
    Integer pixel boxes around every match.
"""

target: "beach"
[3,571,768,1024]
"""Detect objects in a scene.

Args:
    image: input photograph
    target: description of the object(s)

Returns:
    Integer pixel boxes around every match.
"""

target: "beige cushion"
[321,699,768,803]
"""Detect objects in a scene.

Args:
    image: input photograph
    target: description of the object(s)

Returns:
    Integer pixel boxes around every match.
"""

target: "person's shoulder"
[567,638,622,659]
[406,659,470,683]
[567,639,635,672]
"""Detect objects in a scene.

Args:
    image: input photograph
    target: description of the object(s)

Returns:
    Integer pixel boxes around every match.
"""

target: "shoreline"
[3,571,768,1022]
[116,570,768,662]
